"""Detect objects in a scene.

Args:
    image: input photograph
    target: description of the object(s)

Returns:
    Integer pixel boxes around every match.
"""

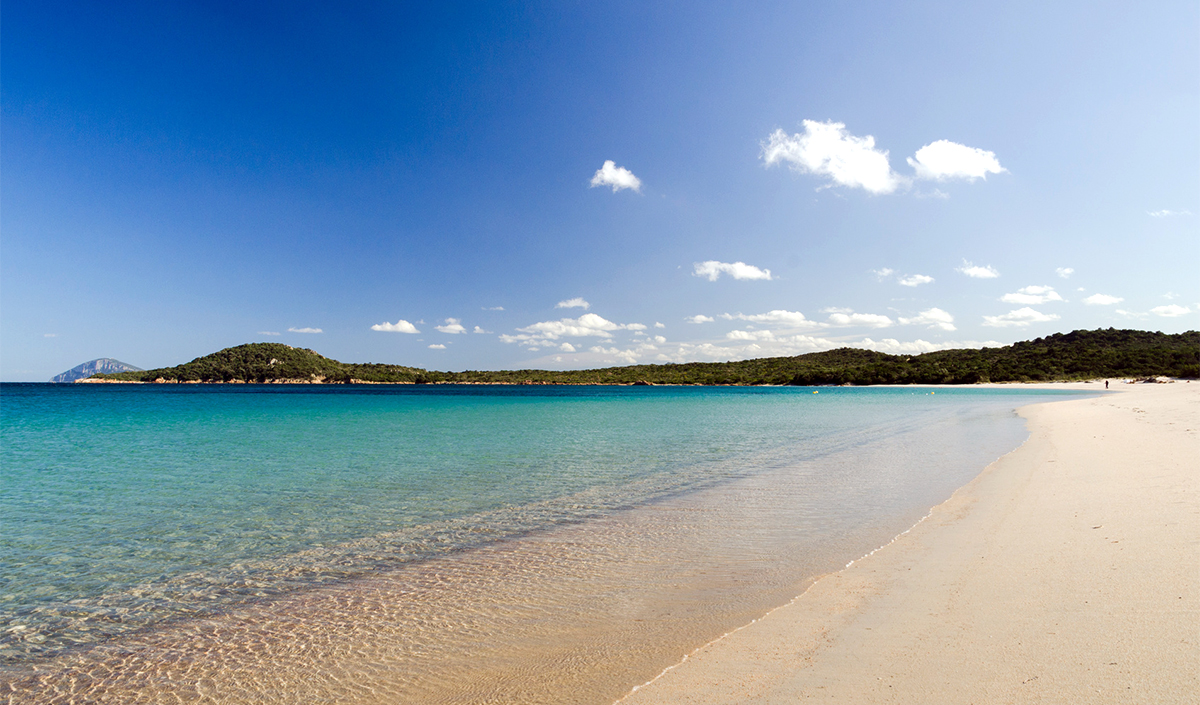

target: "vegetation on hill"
[93,329,1199,385]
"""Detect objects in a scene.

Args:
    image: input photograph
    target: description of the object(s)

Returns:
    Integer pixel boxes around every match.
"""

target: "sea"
[0,383,1091,703]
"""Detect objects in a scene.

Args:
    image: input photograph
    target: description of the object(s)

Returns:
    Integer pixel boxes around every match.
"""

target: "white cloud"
[1056,267,1074,279]
[871,267,896,280]
[1000,285,1064,305]
[1083,293,1123,306]
[257,331,280,336]
[826,311,894,328]
[982,307,1060,327]
[435,318,466,334]
[907,140,1006,181]
[857,338,1002,354]
[686,314,715,324]
[482,306,505,311]
[727,329,776,341]
[559,343,576,353]
[654,322,665,328]
[590,160,642,193]
[761,121,903,195]
[725,309,815,328]
[897,274,934,287]
[1148,209,1192,217]
[1150,304,1191,317]
[500,313,644,343]
[693,260,773,281]
[898,307,956,331]
[957,260,1000,279]
[288,327,323,334]
[43,333,57,338]
[428,344,446,349]
[371,319,420,333]
[555,297,590,310]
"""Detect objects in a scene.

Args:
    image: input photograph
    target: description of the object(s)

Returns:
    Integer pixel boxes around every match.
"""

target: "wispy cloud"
[724,309,815,328]
[482,306,505,311]
[1000,285,1064,305]
[907,140,1006,181]
[762,121,903,195]
[555,297,590,310]
[473,326,492,334]
[43,333,58,338]
[428,344,446,349]
[1083,293,1123,305]
[982,307,1060,327]
[590,160,642,193]
[371,319,420,333]
[288,327,323,334]
[1055,267,1074,279]
[897,274,934,287]
[257,331,280,336]
[898,307,956,331]
[435,318,466,334]
[686,314,715,324]
[957,260,1000,279]
[1148,209,1192,218]
[871,267,896,280]
[1150,304,1192,317]
[693,260,773,281]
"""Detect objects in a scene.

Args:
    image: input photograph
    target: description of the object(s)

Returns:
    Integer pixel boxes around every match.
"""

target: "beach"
[619,381,1199,704]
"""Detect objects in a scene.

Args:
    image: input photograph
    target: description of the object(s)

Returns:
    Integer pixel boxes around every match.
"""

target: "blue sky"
[3,1,1197,381]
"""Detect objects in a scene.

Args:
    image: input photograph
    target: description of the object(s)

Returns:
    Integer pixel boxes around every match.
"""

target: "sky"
[2,1,1197,381]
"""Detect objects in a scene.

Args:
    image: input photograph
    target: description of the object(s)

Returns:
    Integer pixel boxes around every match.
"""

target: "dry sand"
[618,382,1199,704]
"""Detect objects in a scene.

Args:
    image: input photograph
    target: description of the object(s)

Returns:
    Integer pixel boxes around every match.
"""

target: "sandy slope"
[619,382,1199,704]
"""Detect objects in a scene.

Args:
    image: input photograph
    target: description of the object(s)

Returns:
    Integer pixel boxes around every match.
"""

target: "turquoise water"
[0,383,1086,672]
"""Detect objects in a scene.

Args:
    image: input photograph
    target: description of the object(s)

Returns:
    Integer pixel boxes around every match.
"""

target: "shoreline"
[617,381,1198,703]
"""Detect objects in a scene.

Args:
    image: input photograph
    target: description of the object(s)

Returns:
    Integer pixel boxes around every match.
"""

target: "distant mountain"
[91,329,1199,385]
[51,358,143,383]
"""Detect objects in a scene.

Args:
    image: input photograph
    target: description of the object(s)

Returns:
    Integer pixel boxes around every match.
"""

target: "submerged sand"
[619,382,1199,704]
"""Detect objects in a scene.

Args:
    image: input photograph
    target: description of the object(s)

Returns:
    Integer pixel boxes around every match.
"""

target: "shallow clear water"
[0,383,1089,701]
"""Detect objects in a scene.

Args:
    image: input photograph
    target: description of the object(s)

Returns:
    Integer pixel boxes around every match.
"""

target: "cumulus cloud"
[982,307,1060,327]
[898,307,956,331]
[686,314,715,324]
[1056,267,1074,279]
[761,121,903,195]
[556,297,590,310]
[500,313,645,344]
[857,338,1002,355]
[428,344,446,349]
[957,260,1000,279]
[559,343,576,353]
[897,274,934,287]
[1000,285,1064,305]
[654,322,665,328]
[1150,304,1191,317]
[725,310,815,328]
[435,318,466,334]
[727,329,776,341]
[1083,293,1123,306]
[590,160,642,193]
[1148,210,1192,217]
[825,311,894,328]
[907,140,1006,181]
[371,319,420,333]
[692,260,773,281]
[288,327,323,334]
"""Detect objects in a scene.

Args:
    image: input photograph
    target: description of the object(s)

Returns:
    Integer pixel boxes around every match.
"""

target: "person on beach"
[1105,380,1109,389]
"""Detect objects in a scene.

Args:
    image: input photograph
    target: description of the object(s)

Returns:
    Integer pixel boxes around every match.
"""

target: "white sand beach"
[619,381,1199,704]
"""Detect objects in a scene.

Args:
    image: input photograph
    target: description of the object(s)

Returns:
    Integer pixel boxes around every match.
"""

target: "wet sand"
[619,381,1199,704]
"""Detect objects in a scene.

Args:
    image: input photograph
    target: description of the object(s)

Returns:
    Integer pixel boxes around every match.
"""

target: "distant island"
[51,358,143,383]
[81,329,1198,386]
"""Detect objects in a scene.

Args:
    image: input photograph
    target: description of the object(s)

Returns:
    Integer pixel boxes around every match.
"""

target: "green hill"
[92,329,1199,385]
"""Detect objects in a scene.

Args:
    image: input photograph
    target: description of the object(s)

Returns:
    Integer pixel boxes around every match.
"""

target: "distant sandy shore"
[618,381,1199,704]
